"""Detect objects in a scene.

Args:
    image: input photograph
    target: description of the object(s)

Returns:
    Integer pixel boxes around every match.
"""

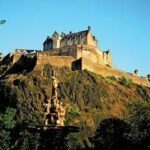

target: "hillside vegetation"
[0,61,150,149]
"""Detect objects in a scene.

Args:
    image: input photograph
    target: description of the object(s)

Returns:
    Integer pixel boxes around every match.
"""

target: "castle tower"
[103,50,112,67]
[43,31,62,51]
[86,26,98,47]
[43,36,53,51]
[52,31,62,49]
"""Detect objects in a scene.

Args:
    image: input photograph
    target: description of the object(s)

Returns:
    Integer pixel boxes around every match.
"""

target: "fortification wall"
[78,45,113,66]
[103,51,112,67]
[35,53,75,70]
[81,57,150,87]
[41,46,78,59]
[42,45,110,67]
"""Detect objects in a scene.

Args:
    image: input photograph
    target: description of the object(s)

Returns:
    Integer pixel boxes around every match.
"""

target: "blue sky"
[0,0,150,76]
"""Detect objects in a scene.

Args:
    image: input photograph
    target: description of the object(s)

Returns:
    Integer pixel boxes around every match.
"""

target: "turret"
[52,31,62,49]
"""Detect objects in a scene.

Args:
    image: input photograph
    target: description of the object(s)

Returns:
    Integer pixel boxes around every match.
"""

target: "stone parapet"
[81,57,150,87]
[35,54,75,70]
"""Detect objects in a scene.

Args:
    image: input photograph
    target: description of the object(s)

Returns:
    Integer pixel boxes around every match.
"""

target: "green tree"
[126,100,150,149]
[92,118,129,150]
[0,107,16,150]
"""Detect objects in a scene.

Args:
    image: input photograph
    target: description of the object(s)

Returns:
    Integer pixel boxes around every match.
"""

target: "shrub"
[119,76,133,87]
[106,76,117,81]
[65,103,80,125]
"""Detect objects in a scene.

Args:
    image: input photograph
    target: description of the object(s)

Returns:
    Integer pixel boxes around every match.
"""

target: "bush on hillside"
[106,76,117,81]
[119,76,133,87]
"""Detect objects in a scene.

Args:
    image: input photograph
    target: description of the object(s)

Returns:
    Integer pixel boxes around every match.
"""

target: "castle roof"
[43,26,97,45]
[43,36,52,45]
[61,30,89,40]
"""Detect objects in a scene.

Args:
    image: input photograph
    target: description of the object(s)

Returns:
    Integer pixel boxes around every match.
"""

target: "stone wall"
[81,57,150,87]
[40,46,78,59]
[87,31,97,47]
[77,45,106,65]
[35,53,75,70]
[10,46,149,87]
[60,35,87,47]
[40,44,113,68]
[10,51,149,87]
[103,51,112,67]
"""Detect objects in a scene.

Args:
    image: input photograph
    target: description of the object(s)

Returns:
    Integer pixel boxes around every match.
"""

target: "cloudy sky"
[0,0,150,76]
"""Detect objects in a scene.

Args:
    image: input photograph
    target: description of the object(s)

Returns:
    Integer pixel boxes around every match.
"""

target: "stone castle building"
[43,26,97,50]
[43,26,112,68]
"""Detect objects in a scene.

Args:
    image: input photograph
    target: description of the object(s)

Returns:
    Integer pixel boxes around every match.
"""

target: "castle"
[43,26,98,50]
[42,26,112,69]
[2,27,150,87]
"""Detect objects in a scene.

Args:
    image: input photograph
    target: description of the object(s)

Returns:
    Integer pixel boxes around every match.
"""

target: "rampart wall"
[35,52,75,70]
[9,48,149,87]
[81,57,150,87]
[40,46,78,58]
[40,45,112,67]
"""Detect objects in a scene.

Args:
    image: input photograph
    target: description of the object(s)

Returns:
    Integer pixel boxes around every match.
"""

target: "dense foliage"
[92,100,150,150]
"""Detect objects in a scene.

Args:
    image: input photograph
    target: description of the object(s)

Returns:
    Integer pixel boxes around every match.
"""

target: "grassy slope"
[0,64,150,148]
